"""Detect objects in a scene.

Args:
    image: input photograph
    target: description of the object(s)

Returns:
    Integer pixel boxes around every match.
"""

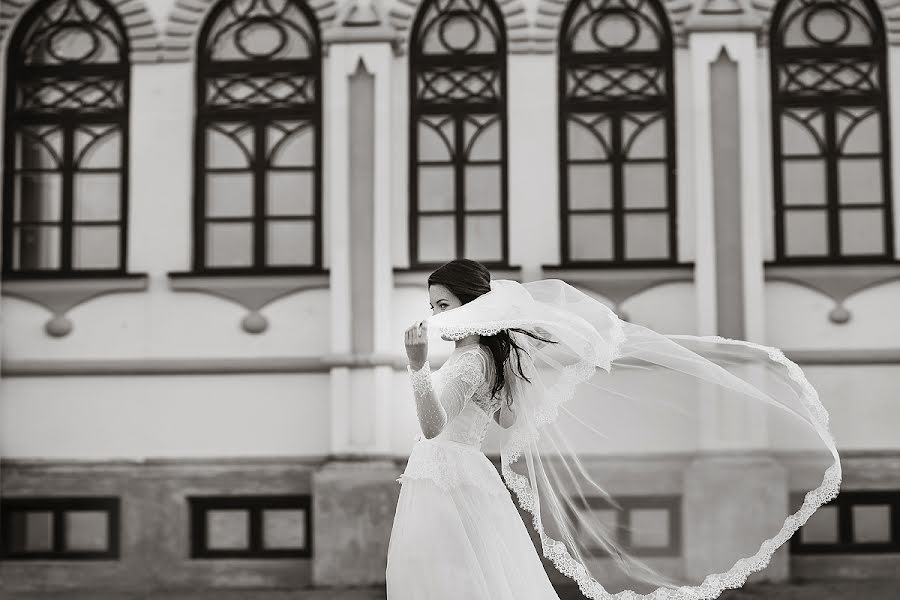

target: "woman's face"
[429,284,462,340]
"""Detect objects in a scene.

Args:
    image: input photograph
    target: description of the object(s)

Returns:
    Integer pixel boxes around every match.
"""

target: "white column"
[689,32,769,451]
[689,34,720,338]
[325,46,353,359]
[313,15,401,587]
[686,27,787,583]
[689,32,767,341]
[324,43,395,458]
[324,43,355,460]
[732,36,767,345]
[368,43,399,459]
[507,52,558,279]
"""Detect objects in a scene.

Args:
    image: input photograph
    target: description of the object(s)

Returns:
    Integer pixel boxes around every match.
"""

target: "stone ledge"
[541,264,695,318]
[167,272,329,334]
[1,274,149,337]
[764,263,900,324]
[4,348,897,377]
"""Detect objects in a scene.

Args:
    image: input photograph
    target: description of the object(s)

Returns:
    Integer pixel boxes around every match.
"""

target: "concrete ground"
[4,581,900,600]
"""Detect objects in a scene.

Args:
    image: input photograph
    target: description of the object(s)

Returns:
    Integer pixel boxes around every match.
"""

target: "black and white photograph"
[0,0,898,598]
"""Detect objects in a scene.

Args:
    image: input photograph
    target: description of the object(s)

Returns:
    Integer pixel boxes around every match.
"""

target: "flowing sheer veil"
[426,279,840,600]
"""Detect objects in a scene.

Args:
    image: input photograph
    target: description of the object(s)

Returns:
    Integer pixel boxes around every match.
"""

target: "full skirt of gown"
[386,435,561,600]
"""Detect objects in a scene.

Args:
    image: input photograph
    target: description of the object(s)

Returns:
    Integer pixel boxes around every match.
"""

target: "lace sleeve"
[439,349,488,420]
[407,348,488,438]
[407,362,444,438]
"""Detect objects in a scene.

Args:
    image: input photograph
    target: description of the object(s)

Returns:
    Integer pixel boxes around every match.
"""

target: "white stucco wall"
[0,373,331,459]
[0,0,897,464]
[765,281,900,350]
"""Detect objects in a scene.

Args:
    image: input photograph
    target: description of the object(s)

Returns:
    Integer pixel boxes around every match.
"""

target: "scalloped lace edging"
[499,335,842,600]
[434,317,623,372]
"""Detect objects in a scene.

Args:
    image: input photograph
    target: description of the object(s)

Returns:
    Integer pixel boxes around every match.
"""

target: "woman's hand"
[404,320,429,371]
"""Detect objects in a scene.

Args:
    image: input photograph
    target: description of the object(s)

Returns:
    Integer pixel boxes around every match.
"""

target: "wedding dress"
[386,279,840,600]
[386,343,562,599]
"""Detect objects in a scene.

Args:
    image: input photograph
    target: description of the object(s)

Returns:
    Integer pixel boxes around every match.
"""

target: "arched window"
[194,0,322,273]
[558,0,676,266]
[409,0,508,268]
[770,0,894,263]
[2,0,129,277]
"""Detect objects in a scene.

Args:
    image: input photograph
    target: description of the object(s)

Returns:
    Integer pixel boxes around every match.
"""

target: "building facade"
[0,0,898,593]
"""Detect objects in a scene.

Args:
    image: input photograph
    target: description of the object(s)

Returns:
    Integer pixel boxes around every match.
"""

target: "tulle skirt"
[386,436,561,600]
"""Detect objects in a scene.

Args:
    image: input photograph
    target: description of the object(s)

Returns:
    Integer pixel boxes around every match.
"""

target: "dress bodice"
[399,344,510,495]
[430,345,501,450]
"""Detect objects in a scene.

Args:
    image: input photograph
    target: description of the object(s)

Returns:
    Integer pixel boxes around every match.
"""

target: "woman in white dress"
[387,261,562,599]
[386,259,840,600]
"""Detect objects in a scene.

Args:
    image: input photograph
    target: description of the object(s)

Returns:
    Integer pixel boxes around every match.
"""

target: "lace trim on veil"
[436,318,623,373]
[444,316,841,600]
[499,333,841,600]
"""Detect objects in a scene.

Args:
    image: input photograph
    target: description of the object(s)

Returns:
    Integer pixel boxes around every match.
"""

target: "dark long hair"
[428,259,556,408]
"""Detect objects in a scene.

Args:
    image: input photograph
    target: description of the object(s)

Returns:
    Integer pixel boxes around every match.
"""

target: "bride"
[385,259,840,600]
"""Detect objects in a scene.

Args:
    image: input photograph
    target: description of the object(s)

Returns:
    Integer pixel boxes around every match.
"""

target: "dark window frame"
[557,0,678,268]
[567,494,681,557]
[2,0,131,280]
[188,494,312,559]
[192,0,324,275]
[790,490,900,554]
[769,0,896,265]
[408,0,510,270]
[0,496,120,560]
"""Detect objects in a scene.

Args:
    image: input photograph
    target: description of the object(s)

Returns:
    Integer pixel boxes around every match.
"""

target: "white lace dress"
[386,345,561,599]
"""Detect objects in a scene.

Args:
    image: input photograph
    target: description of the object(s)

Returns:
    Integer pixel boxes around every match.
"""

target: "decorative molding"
[321,0,399,53]
[764,264,900,324]
[347,59,377,354]
[392,267,523,288]
[533,0,695,52]
[1,353,429,376]
[1,275,149,338]
[0,0,164,63]
[389,0,530,54]
[683,0,762,34]
[6,347,898,376]
[752,0,900,47]
[162,0,339,63]
[541,265,695,320]
[532,0,900,51]
[0,456,328,467]
[786,349,900,365]
[709,46,746,340]
[3,448,898,468]
[167,272,329,333]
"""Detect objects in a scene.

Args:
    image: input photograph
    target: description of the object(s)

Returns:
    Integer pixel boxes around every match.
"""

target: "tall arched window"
[2,0,129,277]
[409,0,508,268]
[558,0,676,266]
[194,0,322,273]
[770,0,894,263]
